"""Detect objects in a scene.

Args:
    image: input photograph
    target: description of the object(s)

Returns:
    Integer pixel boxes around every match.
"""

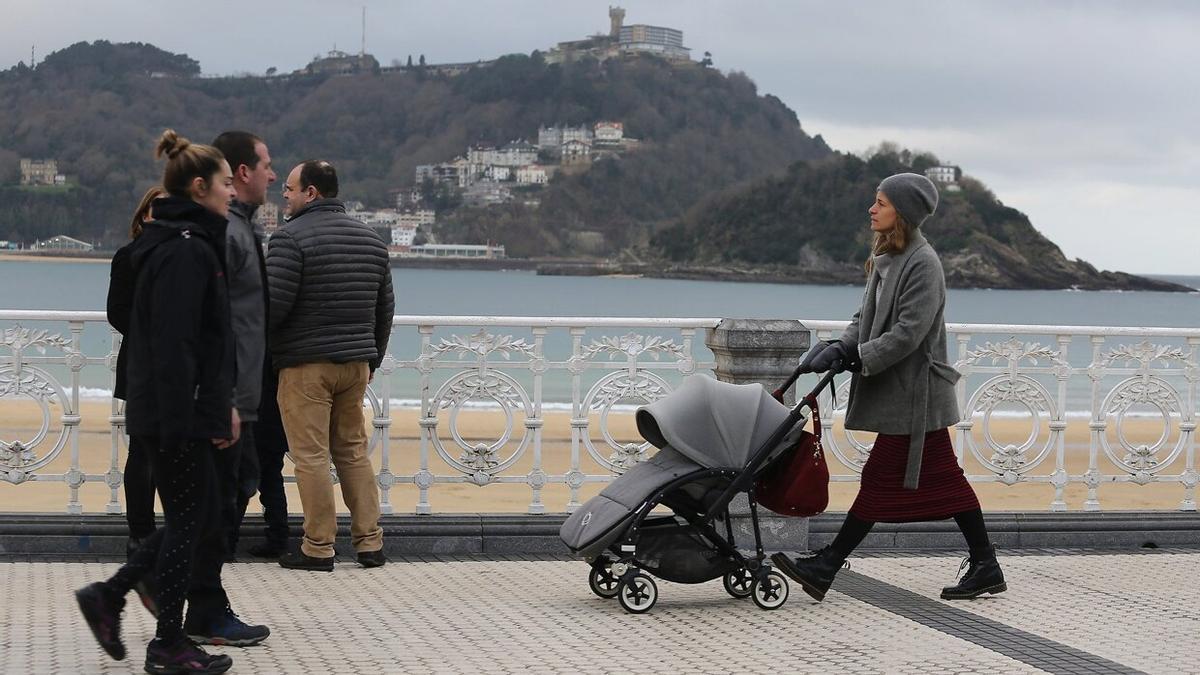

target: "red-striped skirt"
[848,428,980,523]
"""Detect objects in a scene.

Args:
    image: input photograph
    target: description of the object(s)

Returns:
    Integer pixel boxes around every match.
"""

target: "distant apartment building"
[416,158,469,188]
[398,209,436,228]
[516,165,549,185]
[20,158,64,186]
[391,224,418,248]
[468,142,537,168]
[593,121,624,146]
[463,183,513,207]
[561,139,592,165]
[925,165,960,184]
[619,24,690,61]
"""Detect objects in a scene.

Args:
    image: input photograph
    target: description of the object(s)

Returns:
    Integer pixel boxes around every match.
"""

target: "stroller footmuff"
[560,373,831,613]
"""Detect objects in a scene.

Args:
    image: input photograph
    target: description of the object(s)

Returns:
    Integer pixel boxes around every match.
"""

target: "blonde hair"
[863,213,914,276]
[154,129,226,199]
[129,185,166,239]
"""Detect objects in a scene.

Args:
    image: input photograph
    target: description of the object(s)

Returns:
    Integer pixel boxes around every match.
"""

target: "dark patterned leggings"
[108,437,221,644]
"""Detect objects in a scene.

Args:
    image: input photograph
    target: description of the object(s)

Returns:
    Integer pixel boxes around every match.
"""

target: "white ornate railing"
[1,311,1197,514]
[808,321,1199,512]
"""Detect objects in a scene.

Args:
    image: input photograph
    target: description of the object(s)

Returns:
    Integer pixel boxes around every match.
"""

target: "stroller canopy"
[636,375,792,470]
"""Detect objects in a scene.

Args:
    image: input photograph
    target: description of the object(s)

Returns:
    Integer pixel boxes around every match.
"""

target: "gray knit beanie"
[878,173,939,228]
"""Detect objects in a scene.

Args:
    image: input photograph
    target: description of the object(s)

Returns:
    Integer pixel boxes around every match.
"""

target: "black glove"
[798,341,833,373]
[808,341,862,373]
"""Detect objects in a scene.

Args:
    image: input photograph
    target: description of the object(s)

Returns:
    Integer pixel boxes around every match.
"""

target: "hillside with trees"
[652,148,1185,291]
[0,41,1183,291]
[0,41,828,253]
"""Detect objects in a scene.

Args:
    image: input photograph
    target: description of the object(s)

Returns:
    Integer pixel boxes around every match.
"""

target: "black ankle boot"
[770,547,847,602]
[941,545,1006,600]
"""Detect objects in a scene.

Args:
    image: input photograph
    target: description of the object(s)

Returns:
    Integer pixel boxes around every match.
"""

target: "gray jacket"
[838,231,962,489]
[226,200,267,421]
[266,198,395,371]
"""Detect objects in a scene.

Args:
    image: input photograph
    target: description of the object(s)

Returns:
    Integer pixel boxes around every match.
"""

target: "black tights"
[108,437,222,644]
[827,508,992,559]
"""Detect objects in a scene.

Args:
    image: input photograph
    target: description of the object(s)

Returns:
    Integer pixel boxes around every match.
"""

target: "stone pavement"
[1,550,1196,674]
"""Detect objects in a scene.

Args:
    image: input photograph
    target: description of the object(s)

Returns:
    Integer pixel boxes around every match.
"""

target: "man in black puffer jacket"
[267,160,394,572]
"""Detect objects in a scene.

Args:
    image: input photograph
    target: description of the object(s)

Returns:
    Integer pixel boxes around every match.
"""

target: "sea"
[1,259,1197,415]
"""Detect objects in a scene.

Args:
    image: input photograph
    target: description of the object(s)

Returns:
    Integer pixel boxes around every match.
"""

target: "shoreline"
[3,252,1193,292]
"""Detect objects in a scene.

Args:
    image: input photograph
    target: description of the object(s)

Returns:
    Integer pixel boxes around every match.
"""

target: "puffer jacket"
[265,198,394,371]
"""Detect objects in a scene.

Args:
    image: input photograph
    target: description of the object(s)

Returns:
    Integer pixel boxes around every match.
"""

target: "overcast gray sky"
[4,0,1197,275]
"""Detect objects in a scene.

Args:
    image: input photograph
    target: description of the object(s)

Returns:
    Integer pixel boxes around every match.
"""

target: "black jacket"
[106,243,135,400]
[265,198,394,371]
[123,197,235,447]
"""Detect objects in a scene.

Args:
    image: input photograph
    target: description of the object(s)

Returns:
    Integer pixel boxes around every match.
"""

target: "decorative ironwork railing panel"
[1,310,1196,513]
[806,321,1199,512]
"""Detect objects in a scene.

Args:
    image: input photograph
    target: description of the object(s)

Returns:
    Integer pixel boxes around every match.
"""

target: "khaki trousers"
[277,361,382,558]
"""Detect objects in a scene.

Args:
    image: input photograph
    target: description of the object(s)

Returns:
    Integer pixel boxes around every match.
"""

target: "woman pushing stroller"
[772,172,1006,602]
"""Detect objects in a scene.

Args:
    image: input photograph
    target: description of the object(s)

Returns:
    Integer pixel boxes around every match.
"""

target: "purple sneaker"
[144,638,232,674]
[75,581,126,660]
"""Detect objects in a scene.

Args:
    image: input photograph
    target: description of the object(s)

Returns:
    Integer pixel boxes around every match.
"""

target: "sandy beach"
[0,400,1192,514]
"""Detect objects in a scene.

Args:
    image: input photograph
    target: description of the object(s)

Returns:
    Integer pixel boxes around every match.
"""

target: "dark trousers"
[254,373,290,548]
[219,421,260,554]
[109,437,222,644]
[123,434,157,540]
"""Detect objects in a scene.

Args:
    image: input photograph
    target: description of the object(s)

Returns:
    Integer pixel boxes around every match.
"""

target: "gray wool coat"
[838,231,962,489]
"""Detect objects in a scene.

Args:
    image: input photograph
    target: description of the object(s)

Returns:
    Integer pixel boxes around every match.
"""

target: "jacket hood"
[129,196,228,271]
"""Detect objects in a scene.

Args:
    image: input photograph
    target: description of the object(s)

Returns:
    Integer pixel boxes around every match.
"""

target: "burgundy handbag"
[755,402,830,518]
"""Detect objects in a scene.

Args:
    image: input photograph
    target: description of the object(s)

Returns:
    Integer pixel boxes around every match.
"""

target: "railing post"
[706,318,811,551]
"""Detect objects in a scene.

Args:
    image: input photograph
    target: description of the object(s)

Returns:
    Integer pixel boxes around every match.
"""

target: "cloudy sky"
[3,0,1197,275]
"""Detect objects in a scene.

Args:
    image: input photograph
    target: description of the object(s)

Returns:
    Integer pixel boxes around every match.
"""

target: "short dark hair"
[212,131,264,174]
[299,160,338,198]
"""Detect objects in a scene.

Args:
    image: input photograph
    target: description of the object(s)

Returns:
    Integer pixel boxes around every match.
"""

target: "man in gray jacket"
[268,160,394,572]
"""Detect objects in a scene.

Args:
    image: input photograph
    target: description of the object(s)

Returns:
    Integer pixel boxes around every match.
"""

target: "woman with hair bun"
[76,130,247,674]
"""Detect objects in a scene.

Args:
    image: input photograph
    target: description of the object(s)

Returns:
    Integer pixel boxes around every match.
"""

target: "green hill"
[652,150,1187,291]
[0,41,829,254]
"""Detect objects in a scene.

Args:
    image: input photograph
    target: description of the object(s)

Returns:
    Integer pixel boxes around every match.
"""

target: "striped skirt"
[848,428,980,523]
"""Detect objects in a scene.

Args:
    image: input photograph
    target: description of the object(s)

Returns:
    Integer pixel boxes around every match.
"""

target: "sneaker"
[279,550,335,572]
[357,549,387,568]
[247,542,285,559]
[134,579,159,618]
[75,581,126,660]
[186,607,270,647]
[145,638,232,674]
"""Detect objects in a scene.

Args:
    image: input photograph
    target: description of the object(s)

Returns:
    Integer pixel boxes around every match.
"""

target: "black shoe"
[941,546,1007,600]
[771,547,847,602]
[186,606,270,647]
[75,582,126,661]
[126,537,143,560]
[145,638,232,674]
[279,550,335,572]
[357,549,387,568]
[247,542,285,559]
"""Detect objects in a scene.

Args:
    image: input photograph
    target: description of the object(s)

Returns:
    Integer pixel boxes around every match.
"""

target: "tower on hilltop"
[609,6,625,38]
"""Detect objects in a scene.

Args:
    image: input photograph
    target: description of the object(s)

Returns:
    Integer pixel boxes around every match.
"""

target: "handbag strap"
[800,393,822,441]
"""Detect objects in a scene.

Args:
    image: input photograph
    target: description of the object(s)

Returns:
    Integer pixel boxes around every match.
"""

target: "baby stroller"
[559,366,836,613]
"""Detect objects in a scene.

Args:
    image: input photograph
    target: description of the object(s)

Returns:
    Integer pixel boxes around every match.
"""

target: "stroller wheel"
[617,572,658,614]
[722,568,754,599]
[588,560,620,599]
[752,570,789,610]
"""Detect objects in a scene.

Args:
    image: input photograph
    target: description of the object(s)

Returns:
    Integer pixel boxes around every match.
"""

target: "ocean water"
[1,259,1197,412]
